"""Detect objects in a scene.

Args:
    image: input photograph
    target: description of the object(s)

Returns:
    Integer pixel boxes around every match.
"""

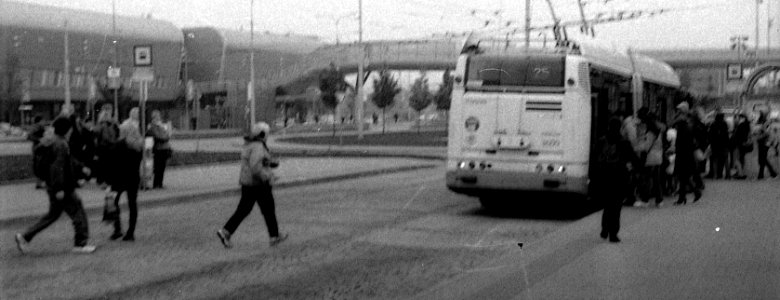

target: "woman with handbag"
[217,122,288,248]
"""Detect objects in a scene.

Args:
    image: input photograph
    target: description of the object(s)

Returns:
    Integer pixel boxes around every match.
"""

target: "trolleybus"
[445,34,681,208]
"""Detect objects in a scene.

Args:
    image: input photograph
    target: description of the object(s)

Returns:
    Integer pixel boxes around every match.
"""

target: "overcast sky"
[9,0,780,50]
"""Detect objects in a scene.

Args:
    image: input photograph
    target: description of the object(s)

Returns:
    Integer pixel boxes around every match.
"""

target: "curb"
[0,164,438,228]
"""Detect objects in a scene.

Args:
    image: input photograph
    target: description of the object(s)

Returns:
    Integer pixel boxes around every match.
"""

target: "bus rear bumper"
[445,170,588,196]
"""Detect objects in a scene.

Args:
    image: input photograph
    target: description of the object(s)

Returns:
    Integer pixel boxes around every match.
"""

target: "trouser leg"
[112,190,124,233]
[224,186,256,234]
[257,185,279,238]
[125,188,138,236]
[22,191,64,242]
[62,191,90,247]
[153,151,168,188]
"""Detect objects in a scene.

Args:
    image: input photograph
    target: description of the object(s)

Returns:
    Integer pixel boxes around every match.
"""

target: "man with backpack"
[15,117,97,254]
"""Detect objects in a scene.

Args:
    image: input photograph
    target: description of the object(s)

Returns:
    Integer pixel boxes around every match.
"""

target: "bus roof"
[461,33,680,88]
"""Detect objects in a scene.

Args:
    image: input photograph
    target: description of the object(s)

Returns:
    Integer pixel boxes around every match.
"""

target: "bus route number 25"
[542,139,560,147]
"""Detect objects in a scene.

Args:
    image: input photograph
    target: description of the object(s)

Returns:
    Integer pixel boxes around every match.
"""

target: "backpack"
[33,143,54,181]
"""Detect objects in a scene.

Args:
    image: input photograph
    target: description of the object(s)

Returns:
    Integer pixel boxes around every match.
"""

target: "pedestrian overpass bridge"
[260,37,780,101]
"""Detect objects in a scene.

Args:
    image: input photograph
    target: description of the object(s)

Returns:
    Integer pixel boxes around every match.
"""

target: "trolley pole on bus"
[249,0,257,127]
[525,0,531,48]
[63,20,71,108]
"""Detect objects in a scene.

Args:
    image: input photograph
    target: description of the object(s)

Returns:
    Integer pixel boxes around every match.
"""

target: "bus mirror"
[454,76,463,84]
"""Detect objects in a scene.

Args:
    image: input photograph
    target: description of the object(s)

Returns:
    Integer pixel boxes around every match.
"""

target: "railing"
[256,39,462,88]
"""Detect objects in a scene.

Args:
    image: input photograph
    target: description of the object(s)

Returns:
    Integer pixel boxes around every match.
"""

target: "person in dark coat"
[109,107,144,241]
[672,102,702,205]
[596,117,636,243]
[708,112,731,179]
[731,114,751,179]
[15,117,96,254]
[27,115,48,189]
[146,110,172,189]
[92,108,120,187]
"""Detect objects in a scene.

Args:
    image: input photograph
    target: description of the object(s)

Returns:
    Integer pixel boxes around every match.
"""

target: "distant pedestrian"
[672,102,702,205]
[707,112,730,179]
[109,107,144,241]
[731,114,751,179]
[15,117,97,254]
[637,112,664,207]
[689,109,708,190]
[146,110,172,189]
[217,122,288,249]
[93,107,119,187]
[27,115,48,189]
[596,117,636,243]
[620,110,639,206]
[755,112,778,179]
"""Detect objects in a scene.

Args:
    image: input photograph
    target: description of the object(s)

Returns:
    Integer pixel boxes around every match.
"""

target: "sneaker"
[15,233,28,254]
[72,245,97,254]
[269,233,289,247]
[633,201,649,208]
[217,229,232,249]
[109,232,123,240]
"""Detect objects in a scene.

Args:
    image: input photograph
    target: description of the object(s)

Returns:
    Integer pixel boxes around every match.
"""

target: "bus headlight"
[557,165,566,173]
[458,161,468,169]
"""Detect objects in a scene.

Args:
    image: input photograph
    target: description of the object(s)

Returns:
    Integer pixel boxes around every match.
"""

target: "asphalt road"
[1,166,589,299]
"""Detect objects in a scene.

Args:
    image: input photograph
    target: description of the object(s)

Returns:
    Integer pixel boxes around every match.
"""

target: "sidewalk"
[415,178,780,300]
[0,157,439,227]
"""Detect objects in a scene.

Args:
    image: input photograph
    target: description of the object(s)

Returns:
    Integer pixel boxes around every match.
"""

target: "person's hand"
[82,167,91,177]
[55,191,65,200]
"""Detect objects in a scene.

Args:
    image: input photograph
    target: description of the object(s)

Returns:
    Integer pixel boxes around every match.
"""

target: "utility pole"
[525,0,531,48]
[767,0,772,55]
[756,0,761,53]
[356,0,365,139]
[249,0,256,126]
[112,0,119,120]
[64,20,71,108]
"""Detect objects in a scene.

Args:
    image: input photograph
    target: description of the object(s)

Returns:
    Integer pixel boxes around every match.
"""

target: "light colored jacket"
[119,119,144,152]
[239,140,276,186]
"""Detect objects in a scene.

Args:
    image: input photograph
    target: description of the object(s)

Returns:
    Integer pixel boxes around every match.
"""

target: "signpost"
[133,45,154,189]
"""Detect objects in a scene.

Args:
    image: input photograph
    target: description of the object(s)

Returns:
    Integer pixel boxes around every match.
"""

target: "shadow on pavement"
[461,192,602,221]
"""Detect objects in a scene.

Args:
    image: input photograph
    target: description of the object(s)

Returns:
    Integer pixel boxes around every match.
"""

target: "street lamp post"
[356,0,365,139]
[249,0,256,126]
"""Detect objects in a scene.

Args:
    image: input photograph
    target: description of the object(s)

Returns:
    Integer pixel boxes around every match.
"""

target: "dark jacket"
[146,122,172,151]
[732,120,751,149]
[40,135,82,193]
[27,121,46,147]
[673,115,697,173]
[708,117,730,151]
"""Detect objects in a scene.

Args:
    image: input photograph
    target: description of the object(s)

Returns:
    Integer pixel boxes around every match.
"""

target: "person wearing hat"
[217,122,288,248]
[672,101,702,204]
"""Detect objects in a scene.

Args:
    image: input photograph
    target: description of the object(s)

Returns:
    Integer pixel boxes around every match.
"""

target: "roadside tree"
[370,69,401,134]
[408,72,432,133]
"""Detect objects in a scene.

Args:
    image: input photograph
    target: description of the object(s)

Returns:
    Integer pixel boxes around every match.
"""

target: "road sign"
[727,64,742,80]
[132,67,154,82]
[134,45,152,66]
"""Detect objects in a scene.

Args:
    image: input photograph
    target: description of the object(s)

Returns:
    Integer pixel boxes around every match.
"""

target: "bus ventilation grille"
[526,101,562,111]
[579,62,590,91]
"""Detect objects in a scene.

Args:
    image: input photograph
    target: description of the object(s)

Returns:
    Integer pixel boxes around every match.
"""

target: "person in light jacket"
[217,122,288,248]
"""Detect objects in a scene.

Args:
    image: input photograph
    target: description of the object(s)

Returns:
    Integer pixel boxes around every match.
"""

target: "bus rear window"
[467,55,565,88]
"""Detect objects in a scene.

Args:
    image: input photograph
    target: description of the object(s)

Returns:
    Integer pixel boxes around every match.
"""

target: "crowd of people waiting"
[597,101,779,243]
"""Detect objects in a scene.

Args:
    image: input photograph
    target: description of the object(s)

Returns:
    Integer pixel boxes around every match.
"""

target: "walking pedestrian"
[15,117,97,254]
[690,109,708,190]
[27,115,48,189]
[708,112,730,179]
[596,117,636,243]
[146,110,172,189]
[109,107,144,241]
[672,102,702,205]
[755,111,778,179]
[620,110,640,206]
[217,122,288,248]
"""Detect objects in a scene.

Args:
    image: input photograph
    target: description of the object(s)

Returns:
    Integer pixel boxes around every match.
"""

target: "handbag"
[102,190,118,223]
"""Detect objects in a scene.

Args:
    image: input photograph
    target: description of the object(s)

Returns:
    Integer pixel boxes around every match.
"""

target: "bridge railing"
[257,39,461,88]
